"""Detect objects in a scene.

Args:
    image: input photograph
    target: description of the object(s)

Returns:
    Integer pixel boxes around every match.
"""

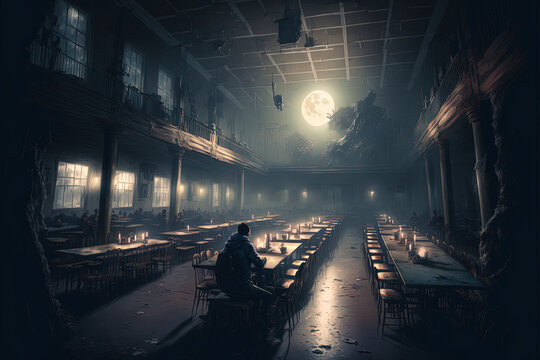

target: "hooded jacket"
[224,232,266,287]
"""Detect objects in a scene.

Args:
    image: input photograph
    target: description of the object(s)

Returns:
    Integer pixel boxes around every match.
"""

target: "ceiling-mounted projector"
[276,8,301,45]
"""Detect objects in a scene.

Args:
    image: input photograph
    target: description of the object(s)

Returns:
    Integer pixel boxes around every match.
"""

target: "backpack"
[215,250,240,294]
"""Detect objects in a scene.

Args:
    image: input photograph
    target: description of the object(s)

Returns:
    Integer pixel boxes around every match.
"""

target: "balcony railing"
[413,0,513,141]
[414,49,470,139]
[29,41,256,161]
[29,41,114,98]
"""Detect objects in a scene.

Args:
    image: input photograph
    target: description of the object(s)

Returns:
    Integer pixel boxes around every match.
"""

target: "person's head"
[238,223,250,236]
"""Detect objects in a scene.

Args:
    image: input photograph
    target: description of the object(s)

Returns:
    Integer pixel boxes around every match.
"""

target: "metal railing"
[217,134,252,158]
[414,48,470,139]
[29,41,114,98]
[413,0,514,141]
[29,40,257,161]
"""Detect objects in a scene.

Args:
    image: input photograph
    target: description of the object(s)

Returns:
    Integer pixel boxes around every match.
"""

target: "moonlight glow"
[301,90,335,126]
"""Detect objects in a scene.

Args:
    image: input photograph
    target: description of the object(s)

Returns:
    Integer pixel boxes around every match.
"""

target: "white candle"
[187,225,190,231]
[134,234,137,242]
[118,233,121,244]
[409,243,412,252]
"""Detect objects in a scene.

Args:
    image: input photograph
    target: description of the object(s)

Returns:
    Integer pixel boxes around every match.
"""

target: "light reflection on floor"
[279,222,437,359]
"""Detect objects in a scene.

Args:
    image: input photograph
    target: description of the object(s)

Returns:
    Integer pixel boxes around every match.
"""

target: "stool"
[291,259,306,268]
[377,288,408,334]
[376,271,401,289]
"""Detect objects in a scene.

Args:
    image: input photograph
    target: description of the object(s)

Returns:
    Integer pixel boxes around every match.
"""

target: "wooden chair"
[152,243,174,274]
[191,254,218,315]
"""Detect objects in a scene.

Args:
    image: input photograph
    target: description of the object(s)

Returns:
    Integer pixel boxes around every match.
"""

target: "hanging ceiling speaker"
[276,8,301,45]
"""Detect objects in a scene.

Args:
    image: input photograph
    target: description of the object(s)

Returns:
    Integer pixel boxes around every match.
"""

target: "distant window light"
[212,183,220,207]
[54,0,88,78]
[53,161,89,209]
[113,170,135,208]
[158,68,174,111]
[153,176,170,207]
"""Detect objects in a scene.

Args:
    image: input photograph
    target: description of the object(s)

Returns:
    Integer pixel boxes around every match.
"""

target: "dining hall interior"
[1,0,539,359]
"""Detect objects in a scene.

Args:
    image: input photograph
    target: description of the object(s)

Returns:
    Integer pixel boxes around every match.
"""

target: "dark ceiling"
[136,0,437,105]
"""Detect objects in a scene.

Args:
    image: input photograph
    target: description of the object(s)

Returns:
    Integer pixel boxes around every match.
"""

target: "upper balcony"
[28,41,266,172]
[412,1,519,153]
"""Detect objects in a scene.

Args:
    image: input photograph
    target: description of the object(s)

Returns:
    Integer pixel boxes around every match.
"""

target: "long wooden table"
[57,239,170,257]
[377,223,485,289]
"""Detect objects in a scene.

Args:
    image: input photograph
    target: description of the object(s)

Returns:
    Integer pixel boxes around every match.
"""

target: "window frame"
[112,170,136,209]
[157,66,174,111]
[54,0,89,78]
[123,43,144,91]
[52,160,89,210]
[152,176,170,208]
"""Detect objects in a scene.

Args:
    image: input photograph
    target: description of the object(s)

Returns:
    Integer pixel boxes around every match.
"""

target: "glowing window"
[153,176,170,207]
[53,161,88,209]
[212,183,220,207]
[113,171,135,208]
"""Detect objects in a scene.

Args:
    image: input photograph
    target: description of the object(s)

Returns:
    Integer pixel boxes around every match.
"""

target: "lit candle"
[134,234,137,242]
[399,225,402,232]
[118,233,121,244]
[400,231,403,239]
[413,233,417,245]
[187,225,190,231]
[252,214,254,219]
[409,243,412,252]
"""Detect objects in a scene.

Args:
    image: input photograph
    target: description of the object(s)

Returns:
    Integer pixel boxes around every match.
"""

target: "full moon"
[301,90,335,126]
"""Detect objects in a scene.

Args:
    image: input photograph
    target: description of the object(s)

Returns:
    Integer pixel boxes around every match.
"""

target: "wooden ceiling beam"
[339,2,350,81]
[379,0,394,88]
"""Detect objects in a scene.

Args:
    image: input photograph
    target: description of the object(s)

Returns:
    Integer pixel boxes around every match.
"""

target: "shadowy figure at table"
[218,223,272,300]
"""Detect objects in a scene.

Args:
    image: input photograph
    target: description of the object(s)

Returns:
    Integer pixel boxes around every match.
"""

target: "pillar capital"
[465,106,482,124]
[168,145,186,159]
[436,137,449,150]
[102,122,124,137]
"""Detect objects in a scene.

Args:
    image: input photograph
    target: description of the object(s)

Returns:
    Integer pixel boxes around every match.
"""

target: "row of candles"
[118,232,149,244]
[397,226,428,259]
[254,233,290,250]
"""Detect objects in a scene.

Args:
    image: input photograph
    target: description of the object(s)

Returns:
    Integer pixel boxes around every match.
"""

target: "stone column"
[437,138,455,242]
[169,147,185,227]
[467,107,492,229]
[236,169,245,211]
[97,127,120,243]
[424,152,435,214]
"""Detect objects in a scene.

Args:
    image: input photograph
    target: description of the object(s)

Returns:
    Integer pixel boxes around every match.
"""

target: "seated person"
[218,223,271,299]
